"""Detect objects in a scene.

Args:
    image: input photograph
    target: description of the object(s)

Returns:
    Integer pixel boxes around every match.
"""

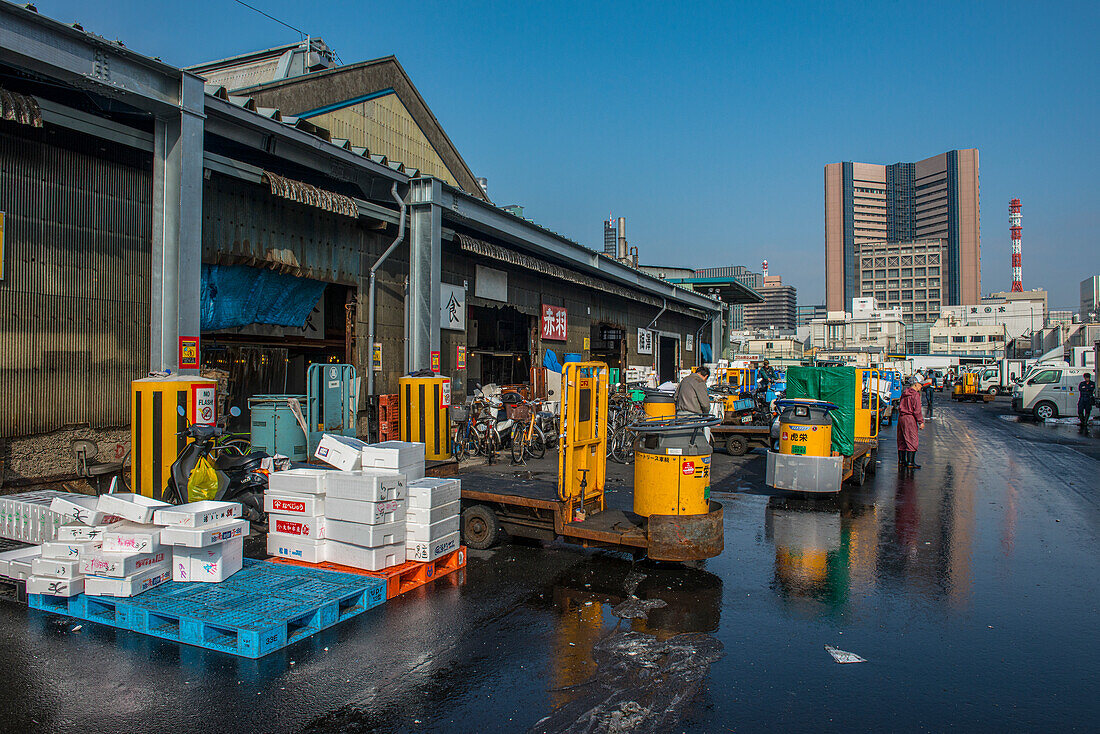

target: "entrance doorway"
[467,304,533,389]
[590,323,625,376]
[657,335,680,384]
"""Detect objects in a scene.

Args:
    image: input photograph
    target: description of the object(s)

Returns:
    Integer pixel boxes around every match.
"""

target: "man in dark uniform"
[1078,372,1095,435]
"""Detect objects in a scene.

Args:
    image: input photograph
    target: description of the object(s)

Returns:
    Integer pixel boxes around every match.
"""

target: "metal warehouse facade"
[0,2,726,485]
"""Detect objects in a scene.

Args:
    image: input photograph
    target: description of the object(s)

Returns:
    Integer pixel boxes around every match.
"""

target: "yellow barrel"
[131,376,217,498]
[633,428,711,517]
[398,375,452,460]
[778,401,832,457]
[643,392,676,419]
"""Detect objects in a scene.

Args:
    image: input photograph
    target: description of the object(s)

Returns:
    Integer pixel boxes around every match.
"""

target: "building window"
[952,336,967,343]
[928,267,940,275]
[888,291,900,300]
[902,280,912,288]
[934,336,948,344]
[902,290,913,300]
[888,269,899,277]
[902,268,913,276]
[928,289,940,299]
[862,270,874,279]
[915,267,926,275]
[876,270,886,278]
[970,335,986,342]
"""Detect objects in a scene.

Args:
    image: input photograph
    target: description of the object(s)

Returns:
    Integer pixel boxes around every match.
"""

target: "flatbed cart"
[711,424,772,456]
[458,362,724,563]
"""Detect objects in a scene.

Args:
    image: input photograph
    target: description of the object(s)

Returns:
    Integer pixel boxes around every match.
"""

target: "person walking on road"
[897,375,925,469]
[675,366,711,415]
[1078,372,1095,436]
[923,374,935,419]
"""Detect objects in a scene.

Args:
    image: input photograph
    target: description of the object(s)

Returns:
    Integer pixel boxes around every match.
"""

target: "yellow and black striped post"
[398,375,452,460]
[131,376,217,499]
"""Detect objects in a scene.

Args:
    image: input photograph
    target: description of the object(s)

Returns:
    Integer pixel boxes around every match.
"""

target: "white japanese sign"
[441,283,466,331]
[637,328,653,355]
[686,334,694,352]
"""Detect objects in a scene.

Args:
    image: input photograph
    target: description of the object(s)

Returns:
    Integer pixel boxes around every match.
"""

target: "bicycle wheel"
[453,425,470,462]
[529,425,546,460]
[511,424,527,463]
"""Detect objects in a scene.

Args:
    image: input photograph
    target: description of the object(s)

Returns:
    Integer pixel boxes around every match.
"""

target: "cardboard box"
[101,522,161,553]
[267,534,326,564]
[80,549,169,578]
[268,468,330,496]
[26,575,84,597]
[325,498,406,526]
[326,539,405,571]
[56,522,113,542]
[30,557,81,579]
[49,495,122,527]
[406,532,461,563]
[0,545,41,579]
[265,491,325,516]
[172,537,243,583]
[85,565,172,598]
[159,518,249,548]
[361,441,425,469]
[406,500,460,526]
[325,518,405,547]
[41,539,101,560]
[325,471,406,502]
[95,493,171,524]
[270,514,326,540]
[407,478,462,508]
[406,515,461,543]
[153,500,241,529]
[315,434,369,471]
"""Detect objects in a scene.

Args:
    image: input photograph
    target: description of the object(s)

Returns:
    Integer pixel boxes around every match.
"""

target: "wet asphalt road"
[1,398,1097,732]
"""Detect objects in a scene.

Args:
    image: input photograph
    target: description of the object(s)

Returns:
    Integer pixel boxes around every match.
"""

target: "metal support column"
[407,177,442,372]
[150,73,205,374]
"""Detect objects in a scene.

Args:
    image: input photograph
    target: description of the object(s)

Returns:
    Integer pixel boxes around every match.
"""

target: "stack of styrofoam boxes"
[154,501,245,583]
[0,545,42,582]
[265,468,330,564]
[21,494,124,597]
[324,470,407,571]
[0,490,84,544]
[74,493,173,597]
[405,478,462,563]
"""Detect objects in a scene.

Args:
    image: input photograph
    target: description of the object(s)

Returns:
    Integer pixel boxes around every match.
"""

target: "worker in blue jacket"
[1079,373,1095,435]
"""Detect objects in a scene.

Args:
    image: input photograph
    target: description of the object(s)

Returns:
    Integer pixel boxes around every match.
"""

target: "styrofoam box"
[85,565,172,598]
[153,500,241,529]
[41,539,101,560]
[26,575,84,597]
[80,549,169,578]
[172,537,243,583]
[96,493,171,524]
[49,495,122,527]
[268,468,331,496]
[325,471,406,502]
[406,532,461,563]
[0,491,73,544]
[325,518,405,547]
[406,515,461,543]
[407,478,461,509]
[265,490,325,516]
[267,534,326,564]
[325,498,406,526]
[270,514,326,540]
[407,500,460,526]
[57,522,113,542]
[8,558,34,581]
[361,441,425,469]
[0,546,40,579]
[101,521,161,553]
[30,557,81,579]
[315,434,369,471]
[159,518,249,548]
[326,539,405,571]
[370,463,425,482]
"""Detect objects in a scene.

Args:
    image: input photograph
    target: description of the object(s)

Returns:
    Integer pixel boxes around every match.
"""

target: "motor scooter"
[163,405,269,529]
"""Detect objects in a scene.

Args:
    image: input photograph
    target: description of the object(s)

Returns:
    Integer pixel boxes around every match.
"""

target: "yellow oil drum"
[778,400,833,457]
[131,376,218,498]
[399,374,452,460]
[643,392,676,419]
[633,425,711,517]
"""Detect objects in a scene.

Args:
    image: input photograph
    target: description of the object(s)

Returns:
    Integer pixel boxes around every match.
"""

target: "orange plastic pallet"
[269,546,466,599]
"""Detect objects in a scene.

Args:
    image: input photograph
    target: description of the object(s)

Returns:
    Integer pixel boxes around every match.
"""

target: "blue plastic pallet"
[28,559,386,658]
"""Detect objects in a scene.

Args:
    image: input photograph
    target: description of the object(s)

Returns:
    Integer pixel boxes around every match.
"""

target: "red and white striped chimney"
[1009,199,1022,292]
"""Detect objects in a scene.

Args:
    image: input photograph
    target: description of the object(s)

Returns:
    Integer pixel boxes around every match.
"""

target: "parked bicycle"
[510,397,547,464]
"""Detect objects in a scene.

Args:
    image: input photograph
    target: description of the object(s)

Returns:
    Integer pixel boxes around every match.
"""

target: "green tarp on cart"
[785,366,856,456]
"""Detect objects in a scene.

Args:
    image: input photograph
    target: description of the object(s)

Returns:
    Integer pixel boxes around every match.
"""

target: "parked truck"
[976,359,1027,396]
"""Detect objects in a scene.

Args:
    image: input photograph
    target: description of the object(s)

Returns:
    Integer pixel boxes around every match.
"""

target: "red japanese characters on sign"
[541,304,567,341]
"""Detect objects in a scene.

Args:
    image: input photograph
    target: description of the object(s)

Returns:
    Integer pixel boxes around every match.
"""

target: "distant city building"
[1048,310,1075,326]
[985,288,1048,322]
[734,335,805,361]
[825,149,981,313]
[603,216,618,257]
[809,297,904,353]
[744,276,797,330]
[930,311,1007,358]
[1081,276,1100,321]
[939,299,1046,342]
[796,304,827,327]
[695,265,761,330]
[852,240,948,324]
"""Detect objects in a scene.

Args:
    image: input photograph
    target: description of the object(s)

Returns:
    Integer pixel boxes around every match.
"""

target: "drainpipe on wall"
[647,299,668,375]
[366,183,408,397]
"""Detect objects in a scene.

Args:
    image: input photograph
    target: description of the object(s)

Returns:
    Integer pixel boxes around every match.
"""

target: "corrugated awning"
[262,170,358,218]
[0,86,43,128]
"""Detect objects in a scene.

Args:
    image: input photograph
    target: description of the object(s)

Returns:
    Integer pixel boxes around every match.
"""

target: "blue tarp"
[543,350,563,373]
[201,264,326,331]
[700,343,712,362]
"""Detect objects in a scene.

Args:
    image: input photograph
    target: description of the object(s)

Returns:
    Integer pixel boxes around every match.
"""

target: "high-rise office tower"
[825,149,980,317]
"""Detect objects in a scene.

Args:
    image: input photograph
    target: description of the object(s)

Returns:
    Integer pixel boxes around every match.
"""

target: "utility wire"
[229,0,306,39]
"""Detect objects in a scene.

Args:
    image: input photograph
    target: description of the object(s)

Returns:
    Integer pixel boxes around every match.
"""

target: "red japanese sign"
[541,304,567,341]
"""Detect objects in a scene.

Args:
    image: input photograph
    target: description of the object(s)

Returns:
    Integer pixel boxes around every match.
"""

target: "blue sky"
[40,0,1099,308]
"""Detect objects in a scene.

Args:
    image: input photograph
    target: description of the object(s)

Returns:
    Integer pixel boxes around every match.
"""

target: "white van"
[1012,366,1091,420]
